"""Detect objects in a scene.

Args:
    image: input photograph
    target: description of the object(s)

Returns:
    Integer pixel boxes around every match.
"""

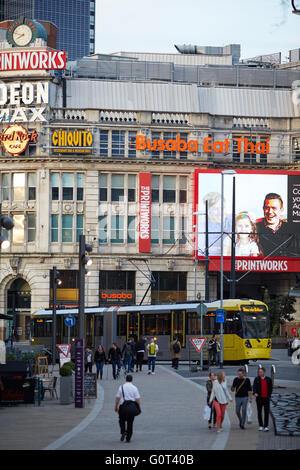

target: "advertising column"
[139,173,151,253]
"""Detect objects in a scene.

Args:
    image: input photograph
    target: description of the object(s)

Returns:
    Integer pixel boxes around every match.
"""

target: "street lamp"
[78,235,93,341]
[220,170,236,368]
[52,266,62,366]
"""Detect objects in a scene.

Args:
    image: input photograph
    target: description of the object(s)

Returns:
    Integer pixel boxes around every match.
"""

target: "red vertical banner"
[139,173,151,253]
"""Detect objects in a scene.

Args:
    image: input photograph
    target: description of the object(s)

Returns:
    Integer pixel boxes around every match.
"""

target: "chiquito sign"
[0,81,48,123]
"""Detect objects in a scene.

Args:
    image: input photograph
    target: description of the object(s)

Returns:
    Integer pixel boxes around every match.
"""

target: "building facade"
[0,36,300,343]
[0,0,95,59]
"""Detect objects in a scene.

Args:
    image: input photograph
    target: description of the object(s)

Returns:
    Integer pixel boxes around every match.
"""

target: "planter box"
[60,375,73,404]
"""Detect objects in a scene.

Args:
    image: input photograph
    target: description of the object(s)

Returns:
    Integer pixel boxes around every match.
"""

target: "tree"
[266,295,296,336]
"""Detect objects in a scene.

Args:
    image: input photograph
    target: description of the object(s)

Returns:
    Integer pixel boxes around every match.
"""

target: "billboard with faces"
[194,170,300,272]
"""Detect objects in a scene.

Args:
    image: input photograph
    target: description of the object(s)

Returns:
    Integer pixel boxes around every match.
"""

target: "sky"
[95,0,299,61]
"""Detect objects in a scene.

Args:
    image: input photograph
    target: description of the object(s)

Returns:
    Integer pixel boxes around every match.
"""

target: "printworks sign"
[139,172,151,253]
[0,51,66,72]
[0,124,37,155]
[51,129,93,153]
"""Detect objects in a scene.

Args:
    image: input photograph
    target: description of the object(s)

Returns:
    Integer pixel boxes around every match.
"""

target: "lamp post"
[52,267,62,366]
[0,204,14,341]
[220,170,236,368]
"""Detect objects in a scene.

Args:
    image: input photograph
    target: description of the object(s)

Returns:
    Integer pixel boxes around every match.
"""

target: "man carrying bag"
[115,374,141,443]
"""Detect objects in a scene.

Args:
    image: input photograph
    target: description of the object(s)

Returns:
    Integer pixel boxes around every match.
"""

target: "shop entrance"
[7,278,31,342]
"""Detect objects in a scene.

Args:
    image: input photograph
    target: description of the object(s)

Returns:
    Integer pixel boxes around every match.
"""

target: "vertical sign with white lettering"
[75,338,84,408]
[139,173,151,253]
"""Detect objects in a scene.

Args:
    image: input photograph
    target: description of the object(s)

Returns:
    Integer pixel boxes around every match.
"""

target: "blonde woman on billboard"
[224,212,262,257]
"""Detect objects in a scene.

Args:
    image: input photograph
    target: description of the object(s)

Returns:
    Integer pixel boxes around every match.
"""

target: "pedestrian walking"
[207,334,217,366]
[135,336,147,372]
[253,367,273,432]
[170,336,181,370]
[122,338,135,374]
[84,346,93,373]
[209,371,232,433]
[215,336,221,367]
[94,344,106,380]
[206,371,216,429]
[231,368,252,429]
[130,337,136,372]
[115,374,141,443]
[146,337,159,375]
[108,343,122,380]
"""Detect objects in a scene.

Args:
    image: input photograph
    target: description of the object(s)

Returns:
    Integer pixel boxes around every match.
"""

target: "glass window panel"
[111,174,124,201]
[62,215,73,243]
[163,175,176,190]
[111,215,124,243]
[28,173,36,187]
[128,174,136,188]
[128,132,136,158]
[180,176,187,203]
[2,173,10,200]
[163,132,176,158]
[127,216,136,243]
[13,173,25,200]
[77,173,84,200]
[151,175,160,203]
[163,216,175,244]
[179,133,188,159]
[151,216,159,244]
[13,214,24,243]
[99,215,107,243]
[27,214,36,242]
[76,215,83,242]
[51,215,58,242]
[151,132,161,159]
[62,173,74,186]
[51,173,59,187]
[99,130,108,157]
[179,217,187,245]
[112,131,125,157]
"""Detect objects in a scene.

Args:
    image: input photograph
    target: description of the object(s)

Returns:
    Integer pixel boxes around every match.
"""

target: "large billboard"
[194,170,300,272]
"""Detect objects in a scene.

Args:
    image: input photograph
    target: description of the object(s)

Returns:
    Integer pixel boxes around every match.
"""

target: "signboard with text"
[75,338,84,408]
[51,129,93,154]
[0,50,66,72]
[194,169,300,272]
[139,172,151,253]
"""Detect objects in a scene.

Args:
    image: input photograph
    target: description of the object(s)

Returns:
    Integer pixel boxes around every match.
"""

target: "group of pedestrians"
[83,336,160,380]
[206,366,273,433]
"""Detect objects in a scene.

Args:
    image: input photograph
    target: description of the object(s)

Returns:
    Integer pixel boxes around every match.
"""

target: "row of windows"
[2,214,35,244]
[98,215,187,245]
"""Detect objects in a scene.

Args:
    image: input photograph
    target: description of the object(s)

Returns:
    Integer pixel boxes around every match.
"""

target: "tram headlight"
[245,340,252,348]
[267,339,271,348]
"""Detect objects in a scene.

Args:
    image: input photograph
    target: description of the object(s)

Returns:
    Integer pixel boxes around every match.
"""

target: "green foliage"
[59,362,74,376]
[266,295,296,336]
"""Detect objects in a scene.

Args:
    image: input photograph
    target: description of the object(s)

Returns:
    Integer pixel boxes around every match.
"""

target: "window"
[244,137,256,164]
[99,173,107,201]
[128,132,136,158]
[141,314,171,336]
[151,216,159,244]
[163,216,175,244]
[259,136,268,164]
[163,176,176,203]
[27,214,36,242]
[27,173,36,200]
[13,173,25,201]
[179,176,187,203]
[111,174,124,201]
[232,135,241,163]
[100,130,108,157]
[62,173,74,200]
[99,215,107,243]
[127,216,136,243]
[179,133,188,159]
[163,132,176,158]
[179,217,186,245]
[152,272,187,303]
[1,173,9,201]
[62,214,73,242]
[151,132,161,159]
[51,173,59,200]
[51,215,58,242]
[151,175,159,202]
[13,214,24,243]
[76,215,84,242]
[111,215,124,243]
[100,271,135,290]
[128,174,136,202]
[112,131,125,158]
[77,173,84,200]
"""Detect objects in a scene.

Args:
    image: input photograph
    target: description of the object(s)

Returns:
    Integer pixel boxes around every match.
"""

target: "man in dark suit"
[256,193,289,256]
[253,367,273,432]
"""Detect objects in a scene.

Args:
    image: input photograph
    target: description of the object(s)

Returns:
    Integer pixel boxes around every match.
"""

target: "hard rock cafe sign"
[0,124,38,155]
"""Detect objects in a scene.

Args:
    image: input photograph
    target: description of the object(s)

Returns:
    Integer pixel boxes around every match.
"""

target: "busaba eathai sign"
[136,135,270,154]
[194,169,300,272]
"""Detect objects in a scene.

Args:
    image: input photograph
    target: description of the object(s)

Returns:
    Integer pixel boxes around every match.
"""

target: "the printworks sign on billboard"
[194,170,300,272]
[139,173,151,253]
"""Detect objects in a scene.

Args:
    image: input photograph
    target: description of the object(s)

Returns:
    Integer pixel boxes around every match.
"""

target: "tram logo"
[0,124,37,155]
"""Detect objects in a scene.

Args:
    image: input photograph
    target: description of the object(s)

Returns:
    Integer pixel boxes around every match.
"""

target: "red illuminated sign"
[0,50,66,71]
[139,172,151,253]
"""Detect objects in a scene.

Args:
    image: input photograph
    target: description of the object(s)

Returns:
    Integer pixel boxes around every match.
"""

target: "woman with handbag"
[209,371,232,433]
[115,374,141,443]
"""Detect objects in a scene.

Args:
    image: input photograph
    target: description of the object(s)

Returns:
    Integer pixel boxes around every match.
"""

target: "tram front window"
[242,313,270,339]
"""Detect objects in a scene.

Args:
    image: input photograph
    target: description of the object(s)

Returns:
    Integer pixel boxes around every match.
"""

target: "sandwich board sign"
[190,337,207,353]
[57,344,71,367]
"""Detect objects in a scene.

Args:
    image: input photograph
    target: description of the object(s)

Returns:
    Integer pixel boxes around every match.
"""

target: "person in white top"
[115,374,141,442]
[209,371,232,433]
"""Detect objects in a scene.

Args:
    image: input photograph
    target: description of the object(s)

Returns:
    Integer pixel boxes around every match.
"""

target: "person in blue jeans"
[94,344,106,380]
[146,338,159,375]
[108,343,122,380]
[122,338,134,373]
[231,368,252,429]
